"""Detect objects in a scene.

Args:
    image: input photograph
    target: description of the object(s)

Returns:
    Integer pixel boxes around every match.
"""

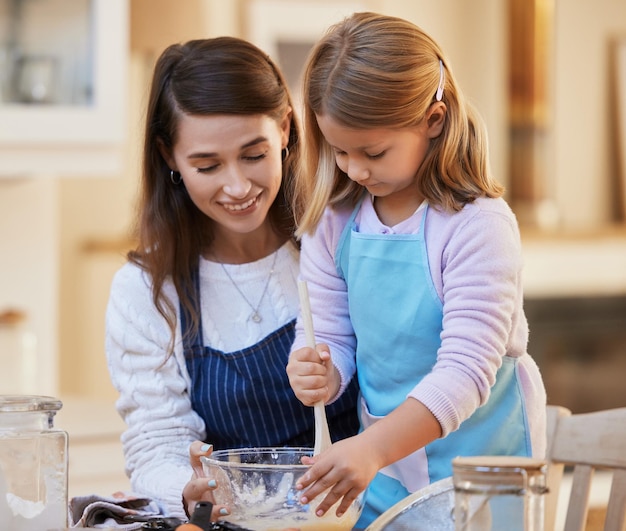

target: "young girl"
[286,12,547,527]
[105,37,359,519]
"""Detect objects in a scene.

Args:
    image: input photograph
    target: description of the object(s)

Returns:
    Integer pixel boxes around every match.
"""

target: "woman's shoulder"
[111,260,151,293]
[107,261,176,341]
[108,260,175,311]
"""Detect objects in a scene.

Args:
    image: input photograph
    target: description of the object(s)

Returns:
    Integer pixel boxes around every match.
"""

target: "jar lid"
[0,395,63,413]
[452,456,547,493]
[452,456,546,473]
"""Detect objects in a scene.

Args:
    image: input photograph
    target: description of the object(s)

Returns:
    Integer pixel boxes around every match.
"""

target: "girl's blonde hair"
[294,12,503,235]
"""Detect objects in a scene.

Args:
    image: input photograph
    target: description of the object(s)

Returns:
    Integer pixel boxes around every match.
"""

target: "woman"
[105,36,359,520]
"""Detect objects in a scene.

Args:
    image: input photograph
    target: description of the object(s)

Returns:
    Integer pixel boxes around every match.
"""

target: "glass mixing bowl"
[201,447,364,531]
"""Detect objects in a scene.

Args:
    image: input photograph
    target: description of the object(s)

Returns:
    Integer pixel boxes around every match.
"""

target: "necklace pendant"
[251,312,262,323]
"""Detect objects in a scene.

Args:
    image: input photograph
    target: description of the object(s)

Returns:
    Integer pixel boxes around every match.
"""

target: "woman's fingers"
[183,477,231,520]
[185,441,232,519]
[184,477,217,501]
[189,441,213,478]
[182,476,216,514]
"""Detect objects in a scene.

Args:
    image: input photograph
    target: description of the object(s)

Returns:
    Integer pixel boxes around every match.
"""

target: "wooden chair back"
[546,406,626,531]
[545,404,572,530]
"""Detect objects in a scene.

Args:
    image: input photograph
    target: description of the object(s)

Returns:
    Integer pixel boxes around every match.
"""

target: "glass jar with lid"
[452,455,548,531]
[0,395,68,530]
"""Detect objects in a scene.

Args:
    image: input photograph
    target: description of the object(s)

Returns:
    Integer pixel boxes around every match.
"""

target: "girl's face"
[316,110,443,212]
[163,112,290,238]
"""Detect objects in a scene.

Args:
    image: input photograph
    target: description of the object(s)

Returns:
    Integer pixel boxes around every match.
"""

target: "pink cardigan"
[292,195,546,455]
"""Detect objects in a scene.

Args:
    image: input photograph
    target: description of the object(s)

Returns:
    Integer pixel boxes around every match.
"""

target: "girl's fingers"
[298,468,337,505]
[313,482,359,518]
[316,346,331,362]
[299,387,328,406]
[334,487,361,518]
[312,489,341,517]
[295,456,323,491]
[296,456,363,517]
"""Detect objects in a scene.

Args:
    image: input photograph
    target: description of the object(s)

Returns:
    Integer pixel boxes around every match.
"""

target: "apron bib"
[181,266,360,450]
[335,199,531,527]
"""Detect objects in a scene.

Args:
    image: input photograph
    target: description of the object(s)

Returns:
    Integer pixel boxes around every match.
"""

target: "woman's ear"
[426,101,446,138]
[157,138,177,170]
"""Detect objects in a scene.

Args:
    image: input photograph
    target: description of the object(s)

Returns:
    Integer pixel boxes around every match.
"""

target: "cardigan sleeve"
[409,200,526,436]
[105,263,206,518]
[292,206,358,401]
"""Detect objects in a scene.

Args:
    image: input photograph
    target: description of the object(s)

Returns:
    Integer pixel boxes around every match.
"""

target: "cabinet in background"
[0,0,128,177]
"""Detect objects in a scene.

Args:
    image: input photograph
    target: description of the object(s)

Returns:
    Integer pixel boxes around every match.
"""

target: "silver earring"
[170,170,182,184]
[281,146,289,161]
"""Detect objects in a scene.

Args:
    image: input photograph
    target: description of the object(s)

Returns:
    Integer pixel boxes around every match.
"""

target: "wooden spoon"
[297,280,332,455]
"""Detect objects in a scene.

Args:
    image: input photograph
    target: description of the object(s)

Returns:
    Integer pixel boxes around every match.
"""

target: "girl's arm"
[297,398,442,517]
[410,201,525,435]
[291,206,358,400]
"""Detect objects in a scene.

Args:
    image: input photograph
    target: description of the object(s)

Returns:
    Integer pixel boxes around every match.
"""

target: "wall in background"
[553,0,626,228]
[1,0,625,401]
[0,178,58,394]
[58,0,625,405]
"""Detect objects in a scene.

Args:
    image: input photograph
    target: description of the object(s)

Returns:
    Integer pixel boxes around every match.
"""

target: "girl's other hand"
[182,441,230,520]
[286,345,334,406]
[296,435,380,518]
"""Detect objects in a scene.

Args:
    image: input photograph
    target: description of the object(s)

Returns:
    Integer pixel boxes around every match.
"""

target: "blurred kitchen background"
[1,0,626,495]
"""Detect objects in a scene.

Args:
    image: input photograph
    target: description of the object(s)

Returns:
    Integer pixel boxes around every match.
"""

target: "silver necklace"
[217,250,279,323]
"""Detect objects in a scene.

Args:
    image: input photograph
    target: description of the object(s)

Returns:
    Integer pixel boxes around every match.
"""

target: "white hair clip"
[436,59,445,101]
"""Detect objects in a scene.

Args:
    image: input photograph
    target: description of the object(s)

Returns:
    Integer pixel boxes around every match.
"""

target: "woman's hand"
[181,442,310,530]
[182,441,230,520]
[286,344,339,406]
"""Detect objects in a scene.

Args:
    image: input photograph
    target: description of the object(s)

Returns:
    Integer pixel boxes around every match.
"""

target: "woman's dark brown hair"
[129,37,300,354]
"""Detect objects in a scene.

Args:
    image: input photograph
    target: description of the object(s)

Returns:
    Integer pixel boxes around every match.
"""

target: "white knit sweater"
[105,242,300,517]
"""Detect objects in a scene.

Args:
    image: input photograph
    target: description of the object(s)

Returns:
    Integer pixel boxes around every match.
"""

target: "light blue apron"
[335,199,531,527]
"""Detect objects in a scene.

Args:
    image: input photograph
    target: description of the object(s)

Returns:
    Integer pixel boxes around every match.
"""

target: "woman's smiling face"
[164,112,290,237]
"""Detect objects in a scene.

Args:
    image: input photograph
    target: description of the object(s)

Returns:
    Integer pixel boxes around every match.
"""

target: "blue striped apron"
[336,200,531,527]
[180,267,360,450]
